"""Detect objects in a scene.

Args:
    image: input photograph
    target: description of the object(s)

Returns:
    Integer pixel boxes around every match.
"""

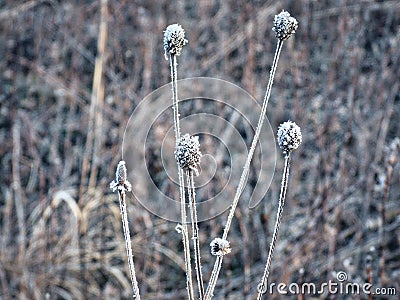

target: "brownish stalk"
[80,0,108,200]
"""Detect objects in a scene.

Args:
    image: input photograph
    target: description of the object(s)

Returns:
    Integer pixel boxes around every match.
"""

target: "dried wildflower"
[272,10,298,40]
[210,238,231,256]
[110,160,132,192]
[277,121,302,155]
[163,24,188,59]
[175,134,202,175]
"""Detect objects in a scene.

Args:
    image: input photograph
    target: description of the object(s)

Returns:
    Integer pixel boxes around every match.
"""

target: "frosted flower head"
[110,160,132,192]
[163,24,188,59]
[277,121,302,155]
[210,238,231,256]
[174,134,202,175]
[272,10,298,40]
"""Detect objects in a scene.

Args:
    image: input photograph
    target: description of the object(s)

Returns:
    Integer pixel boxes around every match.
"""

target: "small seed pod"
[277,121,302,155]
[174,134,202,175]
[163,24,188,59]
[110,160,132,192]
[272,10,298,41]
[210,238,231,256]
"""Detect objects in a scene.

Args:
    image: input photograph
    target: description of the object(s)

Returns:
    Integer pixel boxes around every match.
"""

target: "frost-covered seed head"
[110,160,132,192]
[174,134,202,175]
[210,238,231,256]
[272,10,298,40]
[163,24,188,59]
[277,121,302,155]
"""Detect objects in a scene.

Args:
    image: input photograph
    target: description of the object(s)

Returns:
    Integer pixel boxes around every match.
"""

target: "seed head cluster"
[210,238,231,256]
[277,121,302,155]
[163,24,188,59]
[175,134,202,175]
[272,10,298,40]
[110,160,132,192]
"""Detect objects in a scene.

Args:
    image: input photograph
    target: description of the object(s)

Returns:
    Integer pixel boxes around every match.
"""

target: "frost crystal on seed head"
[174,134,202,175]
[272,10,298,40]
[277,121,302,155]
[110,160,132,192]
[163,24,188,59]
[210,238,231,256]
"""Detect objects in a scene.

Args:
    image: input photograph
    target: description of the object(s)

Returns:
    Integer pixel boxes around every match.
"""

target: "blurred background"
[0,0,399,299]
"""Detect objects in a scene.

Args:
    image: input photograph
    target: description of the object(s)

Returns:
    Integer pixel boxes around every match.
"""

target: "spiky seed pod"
[277,121,302,155]
[175,134,202,175]
[163,24,188,59]
[210,238,231,256]
[110,160,132,192]
[272,10,298,41]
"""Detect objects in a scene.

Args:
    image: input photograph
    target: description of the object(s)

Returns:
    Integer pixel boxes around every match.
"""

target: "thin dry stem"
[80,0,108,200]
[118,190,141,300]
[256,154,290,300]
[186,169,205,299]
[205,256,223,300]
[170,54,181,141]
[169,53,195,300]
[206,39,284,299]
[12,117,29,296]
[222,39,283,241]
[88,0,108,190]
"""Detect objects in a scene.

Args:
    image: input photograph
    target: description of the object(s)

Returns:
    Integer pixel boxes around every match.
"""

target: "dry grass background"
[0,0,399,299]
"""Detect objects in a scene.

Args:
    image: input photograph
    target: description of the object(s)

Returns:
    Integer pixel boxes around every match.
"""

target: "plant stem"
[256,154,290,300]
[205,39,284,299]
[204,256,223,300]
[118,190,141,300]
[170,54,181,141]
[169,53,195,300]
[186,170,205,299]
[378,154,394,283]
[222,39,283,241]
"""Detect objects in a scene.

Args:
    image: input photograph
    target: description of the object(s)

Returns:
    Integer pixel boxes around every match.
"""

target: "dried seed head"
[210,238,231,256]
[110,160,132,192]
[174,134,202,175]
[272,10,298,40]
[163,24,188,60]
[277,121,302,155]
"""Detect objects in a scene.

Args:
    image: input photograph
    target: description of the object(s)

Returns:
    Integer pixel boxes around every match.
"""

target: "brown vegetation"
[0,0,399,299]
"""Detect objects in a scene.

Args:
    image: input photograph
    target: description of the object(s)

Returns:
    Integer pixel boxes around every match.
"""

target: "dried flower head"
[110,160,132,192]
[163,24,188,60]
[210,238,231,256]
[174,134,202,175]
[277,121,302,155]
[272,10,298,40]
